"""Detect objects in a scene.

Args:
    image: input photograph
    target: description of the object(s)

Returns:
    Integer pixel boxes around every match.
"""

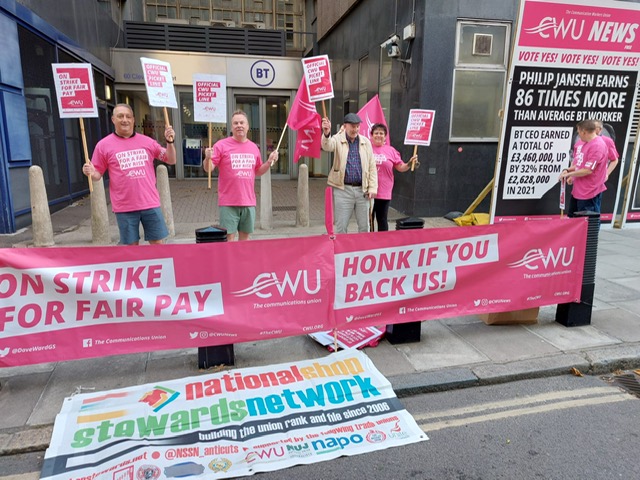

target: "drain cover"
[613,373,640,398]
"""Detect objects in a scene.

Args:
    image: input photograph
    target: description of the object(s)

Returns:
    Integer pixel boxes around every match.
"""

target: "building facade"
[315,0,639,217]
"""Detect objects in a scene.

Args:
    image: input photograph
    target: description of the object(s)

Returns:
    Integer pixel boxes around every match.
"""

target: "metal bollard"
[195,225,235,367]
[386,217,425,344]
[556,211,600,327]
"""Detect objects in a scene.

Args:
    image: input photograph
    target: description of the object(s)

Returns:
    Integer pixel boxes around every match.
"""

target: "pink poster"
[332,219,587,330]
[0,220,587,367]
[301,55,334,102]
[403,109,435,146]
[51,64,98,118]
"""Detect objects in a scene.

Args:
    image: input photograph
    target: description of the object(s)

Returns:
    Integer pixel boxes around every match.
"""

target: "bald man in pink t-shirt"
[204,110,278,241]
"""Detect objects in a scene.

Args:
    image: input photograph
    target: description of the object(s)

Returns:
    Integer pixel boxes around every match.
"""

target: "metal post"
[386,217,425,344]
[195,225,235,367]
[556,211,600,327]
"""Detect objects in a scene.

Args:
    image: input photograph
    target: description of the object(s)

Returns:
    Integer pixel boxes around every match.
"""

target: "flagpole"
[79,118,93,193]
[275,124,288,152]
[411,145,418,172]
[207,123,212,189]
[163,107,174,142]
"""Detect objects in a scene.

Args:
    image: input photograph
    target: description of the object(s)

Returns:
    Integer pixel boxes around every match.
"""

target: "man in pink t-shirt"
[204,110,278,241]
[595,121,620,181]
[83,104,176,245]
[559,119,608,217]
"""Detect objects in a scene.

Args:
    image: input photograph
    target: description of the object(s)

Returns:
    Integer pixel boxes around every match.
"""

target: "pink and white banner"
[301,55,334,102]
[51,63,98,118]
[140,57,178,108]
[40,350,427,479]
[0,220,587,367]
[193,73,227,123]
[403,109,435,146]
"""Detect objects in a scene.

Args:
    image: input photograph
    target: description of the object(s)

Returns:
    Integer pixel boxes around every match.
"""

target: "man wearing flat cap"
[321,113,377,233]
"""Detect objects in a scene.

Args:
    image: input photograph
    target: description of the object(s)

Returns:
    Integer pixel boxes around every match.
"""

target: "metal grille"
[273,206,297,212]
[614,373,640,398]
[124,21,286,56]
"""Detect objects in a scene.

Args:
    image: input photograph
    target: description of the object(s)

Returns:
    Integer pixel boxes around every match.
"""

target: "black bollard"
[556,211,600,327]
[386,217,425,344]
[195,226,235,367]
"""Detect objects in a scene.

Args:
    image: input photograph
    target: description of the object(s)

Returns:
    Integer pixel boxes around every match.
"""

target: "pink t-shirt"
[601,135,619,162]
[213,136,263,206]
[372,144,403,200]
[571,135,607,200]
[91,133,166,213]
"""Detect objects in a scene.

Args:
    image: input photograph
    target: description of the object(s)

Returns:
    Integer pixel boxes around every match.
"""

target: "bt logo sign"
[250,60,276,87]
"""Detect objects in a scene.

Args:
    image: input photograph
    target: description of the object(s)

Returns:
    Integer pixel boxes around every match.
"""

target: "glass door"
[234,92,291,177]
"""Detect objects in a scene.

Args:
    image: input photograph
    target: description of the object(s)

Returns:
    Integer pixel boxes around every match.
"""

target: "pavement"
[1,177,640,461]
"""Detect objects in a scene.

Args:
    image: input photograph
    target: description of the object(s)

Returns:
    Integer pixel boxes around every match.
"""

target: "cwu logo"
[232,270,321,298]
[525,17,585,40]
[508,247,574,271]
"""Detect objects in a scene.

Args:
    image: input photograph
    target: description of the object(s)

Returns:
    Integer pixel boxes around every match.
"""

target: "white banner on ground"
[40,350,427,479]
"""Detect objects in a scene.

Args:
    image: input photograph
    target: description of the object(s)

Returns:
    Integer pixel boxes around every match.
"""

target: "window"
[378,49,392,120]
[342,65,352,115]
[450,21,510,141]
[358,55,368,109]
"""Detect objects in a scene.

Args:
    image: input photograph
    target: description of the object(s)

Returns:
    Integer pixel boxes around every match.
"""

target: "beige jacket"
[321,132,378,195]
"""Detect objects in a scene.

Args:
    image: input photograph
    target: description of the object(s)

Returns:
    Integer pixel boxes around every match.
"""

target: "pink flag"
[288,77,318,130]
[357,94,388,144]
[293,112,322,162]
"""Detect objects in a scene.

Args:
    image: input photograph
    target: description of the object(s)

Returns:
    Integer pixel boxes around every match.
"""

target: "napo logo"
[136,465,160,480]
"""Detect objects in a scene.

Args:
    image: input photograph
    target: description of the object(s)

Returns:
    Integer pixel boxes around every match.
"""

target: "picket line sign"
[140,57,178,108]
[404,109,435,146]
[301,55,334,102]
[51,63,98,118]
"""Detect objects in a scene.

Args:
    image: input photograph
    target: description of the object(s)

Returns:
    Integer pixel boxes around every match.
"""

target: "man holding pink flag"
[322,113,377,233]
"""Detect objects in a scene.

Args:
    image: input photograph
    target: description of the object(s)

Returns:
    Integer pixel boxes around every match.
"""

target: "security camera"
[380,34,401,49]
[387,43,401,58]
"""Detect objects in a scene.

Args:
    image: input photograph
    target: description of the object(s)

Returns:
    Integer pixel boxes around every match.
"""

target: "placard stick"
[208,123,212,190]
[275,124,288,152]
[560,178,566,218]
[332,329,339,353]
[79,118,93,193]
[411,145,418,172]
[163,107,174,142]
[321,100,327,119]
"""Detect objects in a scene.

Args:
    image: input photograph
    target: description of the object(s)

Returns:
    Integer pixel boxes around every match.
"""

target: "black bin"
[385,217,425,344]
[195,225,235,367]
[556,211,600,327]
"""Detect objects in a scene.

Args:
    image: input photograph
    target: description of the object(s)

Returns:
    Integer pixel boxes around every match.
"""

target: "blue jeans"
[115,207,168,244]
[568,193,602,218]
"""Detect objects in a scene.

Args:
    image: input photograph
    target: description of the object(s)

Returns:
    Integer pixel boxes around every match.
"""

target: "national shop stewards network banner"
[0,220,587,367]
[40,350,427,479]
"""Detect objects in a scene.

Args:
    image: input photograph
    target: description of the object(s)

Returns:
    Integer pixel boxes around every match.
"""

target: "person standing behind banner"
[204,110,278,241]
[559,119,608,217]
[321,112,377,233]
[595,120,620,181]
[370,123,417,231]
[82,103,176,245]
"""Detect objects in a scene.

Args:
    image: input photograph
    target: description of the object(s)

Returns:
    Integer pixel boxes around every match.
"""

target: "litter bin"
[195,226,235,367]
[385,217,425,344]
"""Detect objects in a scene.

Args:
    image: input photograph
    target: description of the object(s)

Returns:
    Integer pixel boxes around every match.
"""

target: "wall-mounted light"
[105,85,112,101]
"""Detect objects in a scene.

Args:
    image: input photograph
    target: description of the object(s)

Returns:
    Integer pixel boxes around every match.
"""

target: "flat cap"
[343,113,362,124]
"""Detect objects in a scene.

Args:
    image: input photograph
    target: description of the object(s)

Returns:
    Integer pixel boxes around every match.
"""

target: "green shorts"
[219,206,256,234]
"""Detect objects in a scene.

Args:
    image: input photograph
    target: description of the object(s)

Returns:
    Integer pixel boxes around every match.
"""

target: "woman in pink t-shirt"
[370,123,417,231]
